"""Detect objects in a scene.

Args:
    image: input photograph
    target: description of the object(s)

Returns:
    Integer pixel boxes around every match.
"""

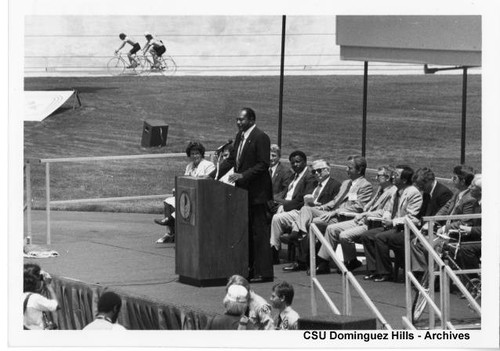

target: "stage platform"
[23,210,480,330]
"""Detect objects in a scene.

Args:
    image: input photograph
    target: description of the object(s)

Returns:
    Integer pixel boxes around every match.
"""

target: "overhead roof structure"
[335,15,481,163]
[336,16,481,66]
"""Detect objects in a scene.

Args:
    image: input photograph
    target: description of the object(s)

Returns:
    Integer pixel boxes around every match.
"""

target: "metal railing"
[308,223,392,330]
[24,153,190,244]
[402,214,481,330]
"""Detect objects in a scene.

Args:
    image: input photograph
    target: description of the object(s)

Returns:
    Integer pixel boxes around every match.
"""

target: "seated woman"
[154,141,215,243]
[23,263,59,330]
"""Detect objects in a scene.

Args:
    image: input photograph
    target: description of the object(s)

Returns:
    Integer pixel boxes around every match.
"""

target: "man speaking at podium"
[211,107,274,283]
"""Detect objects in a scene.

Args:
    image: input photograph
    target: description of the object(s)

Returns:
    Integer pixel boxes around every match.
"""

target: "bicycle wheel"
[412,271,429,322]
[137,56,152,76]
[107,57,126,76]
[159,56,177,76]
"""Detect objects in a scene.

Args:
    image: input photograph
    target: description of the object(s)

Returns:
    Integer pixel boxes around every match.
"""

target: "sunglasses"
[311,168,325,175]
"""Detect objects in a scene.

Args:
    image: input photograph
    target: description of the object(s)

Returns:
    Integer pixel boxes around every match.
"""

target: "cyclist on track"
[115,33,141,68]
[143,32,166,69]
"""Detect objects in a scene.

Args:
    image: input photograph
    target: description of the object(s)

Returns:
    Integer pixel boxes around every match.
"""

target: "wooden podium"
[175,176,248,287]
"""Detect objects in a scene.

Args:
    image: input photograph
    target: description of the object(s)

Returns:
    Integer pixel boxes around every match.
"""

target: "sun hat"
[226,284,248,303]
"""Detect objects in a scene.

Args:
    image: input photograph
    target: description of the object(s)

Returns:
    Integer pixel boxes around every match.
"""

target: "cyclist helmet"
[144,31,153,39]
[119,33,126,40]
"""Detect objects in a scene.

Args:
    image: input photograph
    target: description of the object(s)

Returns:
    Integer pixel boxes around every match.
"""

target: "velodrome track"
[24,210,479,330]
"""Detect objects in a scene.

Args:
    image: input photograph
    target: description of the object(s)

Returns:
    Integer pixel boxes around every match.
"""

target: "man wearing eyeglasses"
[312,165,398,275]
[270,159,341,268]
[360,165,422,282]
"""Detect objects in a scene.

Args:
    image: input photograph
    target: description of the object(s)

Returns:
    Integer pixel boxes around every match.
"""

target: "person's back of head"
[119,33,126,40]
[272,281,294,306]
[97,291,122,316]
[24,272,42,293]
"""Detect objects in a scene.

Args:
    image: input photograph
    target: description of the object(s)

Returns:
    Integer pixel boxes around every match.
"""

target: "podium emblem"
[179,191,192,221]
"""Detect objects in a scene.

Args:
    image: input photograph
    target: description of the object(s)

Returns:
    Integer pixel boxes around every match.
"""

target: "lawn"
[23,74,481,213]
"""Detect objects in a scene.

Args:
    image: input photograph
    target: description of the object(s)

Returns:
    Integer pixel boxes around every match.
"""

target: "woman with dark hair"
[154,141,215,243]
[23,264,59,330]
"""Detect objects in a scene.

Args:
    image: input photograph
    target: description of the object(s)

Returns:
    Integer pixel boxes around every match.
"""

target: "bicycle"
[412,230,481,322]
[139,52,177,76]
[106,52,149,76]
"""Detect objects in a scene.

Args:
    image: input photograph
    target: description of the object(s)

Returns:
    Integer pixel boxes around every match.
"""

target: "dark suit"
[436,189,479,230]
[274,169,317,212]
[271,162,293,195]
[214,126,273,279]
[418,181,453,219]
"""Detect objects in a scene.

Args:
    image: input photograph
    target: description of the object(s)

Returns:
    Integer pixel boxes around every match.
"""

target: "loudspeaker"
[141,120,168,147]
[298,314,377,330]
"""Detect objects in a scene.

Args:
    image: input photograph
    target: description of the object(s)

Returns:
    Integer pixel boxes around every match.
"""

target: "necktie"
[391,190,401,219]
[236,135,245,166]
[368,187,383,211]
[446,191,465,226]
[269,167,273,178]
[277,315,282,329]
[312,183,322,201]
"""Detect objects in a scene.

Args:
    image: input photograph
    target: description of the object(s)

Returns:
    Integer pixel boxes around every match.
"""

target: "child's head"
[270,281,294,309]
[119,33,126,40]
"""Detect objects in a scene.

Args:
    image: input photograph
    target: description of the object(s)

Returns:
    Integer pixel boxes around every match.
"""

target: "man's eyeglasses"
[311,168,325,175]
[451,174,460,182]
[374,174,387,180]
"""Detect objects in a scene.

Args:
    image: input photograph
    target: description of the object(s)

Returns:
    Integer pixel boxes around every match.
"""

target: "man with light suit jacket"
[282,155,373,272]
[361,165,422,282]
[313,165,399,274]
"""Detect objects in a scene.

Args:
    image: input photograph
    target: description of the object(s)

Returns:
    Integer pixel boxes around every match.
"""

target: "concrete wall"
[24,15,479,76]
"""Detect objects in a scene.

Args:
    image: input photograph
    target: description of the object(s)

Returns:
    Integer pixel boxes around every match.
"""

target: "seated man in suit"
[268,151,317,262]
[361,165,423,282]
[313,165,398,274]
[270,159,341,265]
[455,174,482,274]
[410,167,453,274]
[269,144,293,196]
[282,155,373,272]
[435,165,478,234]
[414,167,454,224]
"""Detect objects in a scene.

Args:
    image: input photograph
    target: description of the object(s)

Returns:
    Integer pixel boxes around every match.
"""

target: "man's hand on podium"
[228,172,243,183]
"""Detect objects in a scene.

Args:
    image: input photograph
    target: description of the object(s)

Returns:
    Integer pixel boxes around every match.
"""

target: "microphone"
[215,139,233,154]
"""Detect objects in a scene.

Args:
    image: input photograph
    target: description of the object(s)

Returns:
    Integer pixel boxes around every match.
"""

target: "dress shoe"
[250,276,274,283]
[282,262,306,272]
[345,259,363,272]
[154,217,169,226]
[373,274,391,282]
[155,234,174,244]
[363,273,377,280]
